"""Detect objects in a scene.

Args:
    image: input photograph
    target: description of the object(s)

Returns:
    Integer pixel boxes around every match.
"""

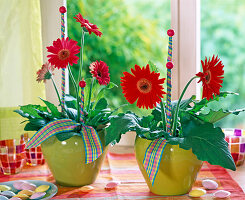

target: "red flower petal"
[89,61,110,85]
[46,38,81,69]
[196,55,224,100]
[121,64,166,109]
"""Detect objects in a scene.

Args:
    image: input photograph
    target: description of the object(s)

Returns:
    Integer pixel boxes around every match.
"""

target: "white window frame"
[40,0,200,146]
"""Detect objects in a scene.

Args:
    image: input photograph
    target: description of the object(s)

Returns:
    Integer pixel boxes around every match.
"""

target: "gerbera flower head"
[47,37,81,69]
[74,13,102,37]
[121,64,166,109]
[89,61,110,85]
[36,62,54,83]
[196,55,224,100]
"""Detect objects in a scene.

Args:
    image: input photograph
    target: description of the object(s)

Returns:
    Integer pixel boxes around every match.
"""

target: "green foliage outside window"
[67,0,170,116]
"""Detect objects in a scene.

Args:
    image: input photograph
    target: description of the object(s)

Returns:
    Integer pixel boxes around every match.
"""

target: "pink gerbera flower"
[74,13,102,37]
[47,37,81,69]
[36,62,54,83]
[89,61,110,85]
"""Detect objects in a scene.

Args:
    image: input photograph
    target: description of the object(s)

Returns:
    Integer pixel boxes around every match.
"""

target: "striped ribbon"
[61,12,65,112]
[80,88,85,123]
[143,138,167,185]
[26,119,103,164]
[80,123,103,164]
[166,36,173,134]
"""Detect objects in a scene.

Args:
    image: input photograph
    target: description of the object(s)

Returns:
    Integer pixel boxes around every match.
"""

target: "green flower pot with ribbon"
[135,136,202,195]
[41,130,107,186]
[25,119,108,186]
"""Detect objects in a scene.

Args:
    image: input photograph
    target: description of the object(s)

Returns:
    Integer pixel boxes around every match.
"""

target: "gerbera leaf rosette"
[14,10,119,167]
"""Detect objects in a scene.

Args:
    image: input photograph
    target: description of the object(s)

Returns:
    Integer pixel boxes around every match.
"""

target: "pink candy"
[202,179,218,190]
[214,190,231,198]
[30,192,46,199]
[105,181,120,191]
[13,181,27,190]
[21,183,36,191]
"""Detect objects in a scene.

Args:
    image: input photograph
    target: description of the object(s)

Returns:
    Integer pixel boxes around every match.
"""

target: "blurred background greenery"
[201,0,245,128]
[67,0,170,116]
[67,0,245,128]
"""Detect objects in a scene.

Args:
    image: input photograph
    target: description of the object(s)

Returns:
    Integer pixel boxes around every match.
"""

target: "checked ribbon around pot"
[26,119,103,164]
[143,138,167,185]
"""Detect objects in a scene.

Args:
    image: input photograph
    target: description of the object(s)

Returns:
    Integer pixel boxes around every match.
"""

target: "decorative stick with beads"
[166,29,175,134]
[59,6,66,112]
[79,80,86,123]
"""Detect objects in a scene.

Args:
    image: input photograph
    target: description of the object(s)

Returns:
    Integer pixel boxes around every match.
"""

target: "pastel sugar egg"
[80,185,94,193]
[202,179,218,190]
[0,195,9,200]
[18,190,34,196]
[189,188,206,197]
[13,181,27,190]
[21,183,36,191]
[0,191,16,198]
[13,194,29,200]
[214,190,231,198]
[9,198,22,200]
[105,181,120,191]
[29,192,46,199]
[0,185,11,191]
[35,185,50,193]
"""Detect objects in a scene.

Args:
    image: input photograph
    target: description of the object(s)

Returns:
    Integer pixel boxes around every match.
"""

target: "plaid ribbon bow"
[143,138,167,185]
[26,119,103,164]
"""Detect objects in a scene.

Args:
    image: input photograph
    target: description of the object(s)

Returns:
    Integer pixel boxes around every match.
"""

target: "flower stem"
[86,78,94,114]
[51,76,62,107]
[160,99,166,132]
[68,65,80,122]
[77,30,85,84]
[171,76,198,136]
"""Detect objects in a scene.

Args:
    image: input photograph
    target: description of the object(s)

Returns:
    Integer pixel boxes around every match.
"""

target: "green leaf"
[14,109,33,119]
[65,108,78,121]
[177,112,236,171]
[95,98,108,111]
[148,60,159,72]
[19,104,48,119]
[105,112,139,146]
[39,98,62,118]
[188,92,238,114]
[65,94,77,109]
[24,118,47,131]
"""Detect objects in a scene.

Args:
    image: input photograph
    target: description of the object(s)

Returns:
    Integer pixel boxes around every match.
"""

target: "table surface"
[110,145,245,192]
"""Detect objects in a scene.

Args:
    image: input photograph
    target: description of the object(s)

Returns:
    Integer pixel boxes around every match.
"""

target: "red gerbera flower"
[196,55,224,100]
[36,62,54,83]
[121,64,166,109]
[89,61,110,85]
[74,13,102,37]
[47,37,81,69]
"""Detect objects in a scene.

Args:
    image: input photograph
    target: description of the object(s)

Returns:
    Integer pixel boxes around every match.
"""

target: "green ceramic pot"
[41,130,107,187]
[135,137,202,195]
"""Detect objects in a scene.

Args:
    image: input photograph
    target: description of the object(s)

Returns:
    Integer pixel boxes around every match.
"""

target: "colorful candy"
[21,183,36,191]
[0,185,11,191]
[9,197,22,200]
[0,195,9,200]
[18,190,34,196]
[34,185,50,193]
[79,185,94,193]
[29,192,46,199]
[214,190,231,198]
[0,191,16,198]
[202,179,218,190]
[13,193,29,200]
[188,188,206,197]
[13,181,27,190]
[105,181,120,191]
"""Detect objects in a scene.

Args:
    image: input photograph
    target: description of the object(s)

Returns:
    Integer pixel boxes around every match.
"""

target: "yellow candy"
[18,189,34,196]
[0,185,11,191]
[79,185,94,193]
[189,188,206,197]
[35,185,50,193]
[13,194,29,200]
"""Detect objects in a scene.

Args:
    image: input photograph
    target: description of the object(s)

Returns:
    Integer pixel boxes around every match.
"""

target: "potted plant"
[15,7,119,186]
[105,30,244,195]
